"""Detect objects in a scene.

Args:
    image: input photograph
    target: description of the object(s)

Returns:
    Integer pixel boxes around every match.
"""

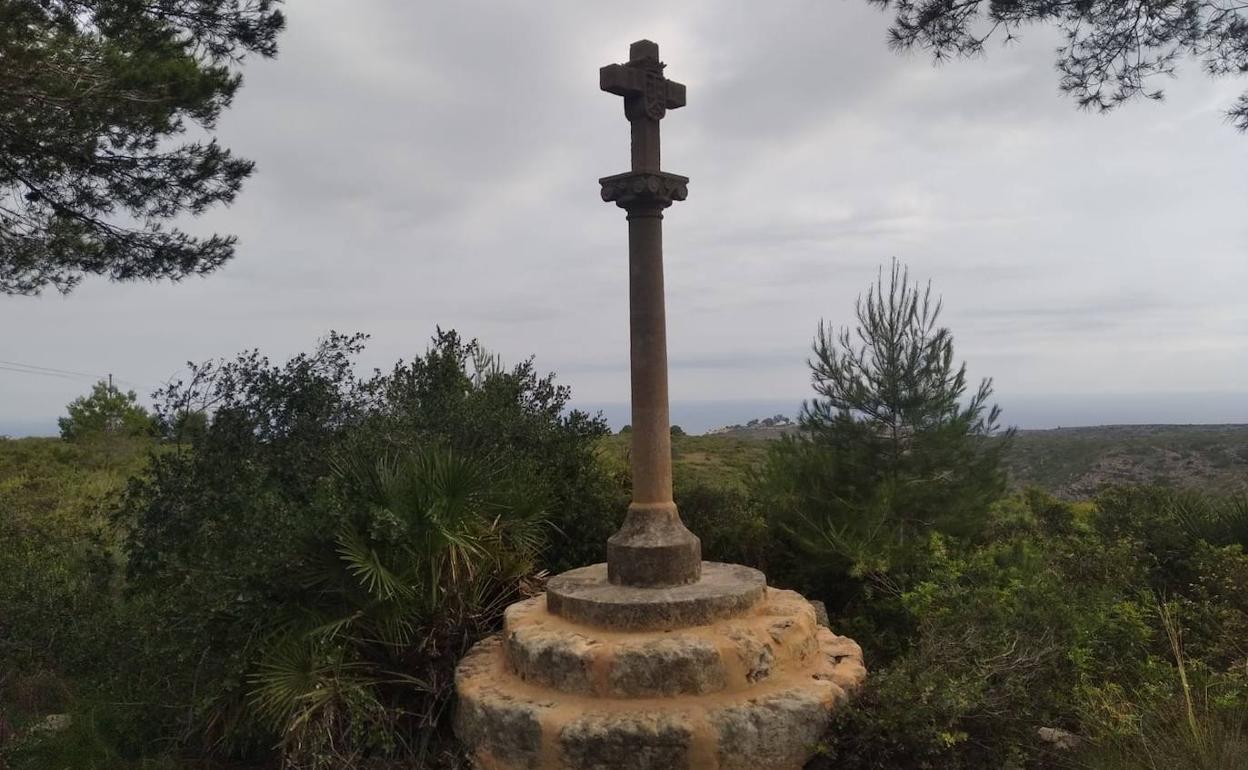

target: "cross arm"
[600,63,643,97]
[600,64,687,110]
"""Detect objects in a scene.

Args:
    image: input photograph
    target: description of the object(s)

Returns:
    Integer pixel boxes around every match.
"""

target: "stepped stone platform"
[455,562,866,770]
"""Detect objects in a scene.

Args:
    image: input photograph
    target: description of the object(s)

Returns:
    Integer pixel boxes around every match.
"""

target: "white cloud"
[2,0,1245,432]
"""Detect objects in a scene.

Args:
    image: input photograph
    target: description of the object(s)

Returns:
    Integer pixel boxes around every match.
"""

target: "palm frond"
[334,526,412,600]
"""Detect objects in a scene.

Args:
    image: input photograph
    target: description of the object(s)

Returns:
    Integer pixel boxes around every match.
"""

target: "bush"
[0,438,147,676]
[0,436,170,768]
[673,481,768,568]
[107,330,617,764]
[249,448,546,769]
[808,487,1248,769]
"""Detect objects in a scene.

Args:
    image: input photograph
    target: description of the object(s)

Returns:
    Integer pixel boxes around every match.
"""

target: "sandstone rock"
[712,687,832,770]
[729,629,775,684]
[507,628,597,694]
[809,600,829,628]
[456,573,866,770]
[609,636,726,696]
[560,712,693,770]
[546,562,766,631]
[454,689,543,770]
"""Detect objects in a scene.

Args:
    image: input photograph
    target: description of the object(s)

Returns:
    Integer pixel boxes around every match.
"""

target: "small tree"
[764,261,1012,599]
[58,381,155,441]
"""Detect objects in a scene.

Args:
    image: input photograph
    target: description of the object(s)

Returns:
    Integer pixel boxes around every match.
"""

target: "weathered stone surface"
[455,639,546,770]
[1037,726,1084,751]
[728,628,775,684]
[560,712,694,770]
[597,39,695,590]
[456,584,866,769]
[711,687,834,770]
[501,587,849,699]
[765,617,818,666]
[606,503,702,587]
[809,600,830,629]
[817,628,863,665]
[599,171,690,209]
[455,695,543,770]
[609,636,726,697]
[27,713,72,736]
[506,627,597,695]
[547,562,766,631]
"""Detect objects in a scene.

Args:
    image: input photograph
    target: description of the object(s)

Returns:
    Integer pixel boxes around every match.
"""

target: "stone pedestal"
[455,563,866,769]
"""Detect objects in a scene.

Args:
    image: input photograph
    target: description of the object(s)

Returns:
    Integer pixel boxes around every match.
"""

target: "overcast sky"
[2,0,1246,434]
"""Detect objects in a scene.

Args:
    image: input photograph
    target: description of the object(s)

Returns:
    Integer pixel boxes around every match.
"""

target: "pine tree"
[0,0,285,294]
[764,261,1013,584]
[865,1,1248,132]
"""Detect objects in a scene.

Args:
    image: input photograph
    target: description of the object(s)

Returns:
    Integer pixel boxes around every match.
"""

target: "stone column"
[599,40,700,588]
[627,203,672,508]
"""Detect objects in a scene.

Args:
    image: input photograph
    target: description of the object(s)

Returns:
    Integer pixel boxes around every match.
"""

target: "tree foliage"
[764,261,1012,601]
[866,0,1248,131]
[0,0,285,295]
[813,488,1248,770]
[249,448,547,769]
[111,330,615,759]
[57,380,155,441]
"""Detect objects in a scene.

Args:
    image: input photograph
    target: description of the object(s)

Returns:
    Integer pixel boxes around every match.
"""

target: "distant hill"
[707,414,798,440]
[645,423,1248,497]
[1003,424,1248,498]
[706,423,799,441]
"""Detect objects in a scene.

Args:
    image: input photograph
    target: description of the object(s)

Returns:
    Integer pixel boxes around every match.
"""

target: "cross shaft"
[599,40,700,588]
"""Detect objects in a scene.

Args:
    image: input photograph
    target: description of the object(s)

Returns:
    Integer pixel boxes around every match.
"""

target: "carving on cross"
[600,40,686,174]
[600,40,687,122]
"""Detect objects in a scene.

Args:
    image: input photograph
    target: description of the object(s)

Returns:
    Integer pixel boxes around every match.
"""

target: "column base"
[455,571,867,770]
[547,562,765,631]
[607,502,701,587]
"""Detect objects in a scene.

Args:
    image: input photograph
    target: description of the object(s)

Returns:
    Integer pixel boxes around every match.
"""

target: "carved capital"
[599,171,689,210]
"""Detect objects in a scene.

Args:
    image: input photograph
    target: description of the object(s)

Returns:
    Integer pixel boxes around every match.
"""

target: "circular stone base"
[547,562,766,631]
[455,585,866,770]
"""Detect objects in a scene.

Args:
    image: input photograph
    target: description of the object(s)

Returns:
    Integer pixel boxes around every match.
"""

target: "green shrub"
[109,330,615,763]
[1078,602,1248,770]
[1080,693,1248,770]
[673,481,768,568]
[58,382,156,442]
[0,437,147,675]
[806,487,1248,769]
[249,448,545,769]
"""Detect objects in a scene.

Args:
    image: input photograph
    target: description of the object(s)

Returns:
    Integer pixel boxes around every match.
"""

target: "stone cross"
[600,40,701,588]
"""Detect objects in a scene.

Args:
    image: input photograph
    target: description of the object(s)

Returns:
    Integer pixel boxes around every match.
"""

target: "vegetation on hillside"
[1,269,1244,769]
[1006,425,1248,497]
[1,330,619,769]
[683,424,1248,498]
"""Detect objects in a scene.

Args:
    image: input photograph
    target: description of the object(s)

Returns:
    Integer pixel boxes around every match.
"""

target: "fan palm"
[249,446,546,769]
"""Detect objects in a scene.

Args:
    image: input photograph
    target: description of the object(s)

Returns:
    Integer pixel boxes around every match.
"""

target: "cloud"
[1,0,1245,432]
